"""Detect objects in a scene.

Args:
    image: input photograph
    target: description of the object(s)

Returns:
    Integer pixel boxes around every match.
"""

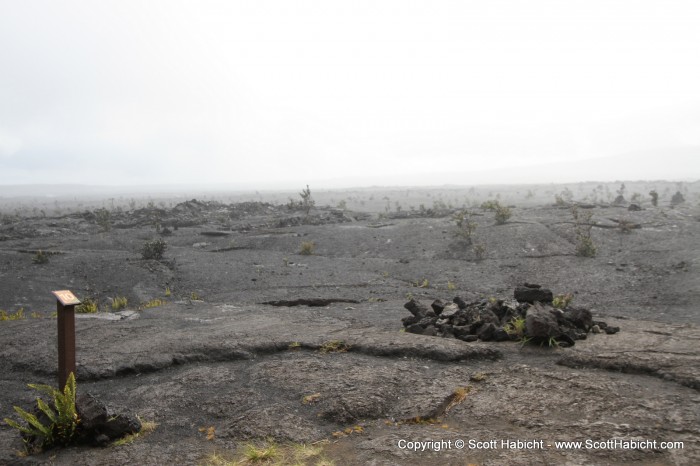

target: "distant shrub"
[94,208,111,232]
[453,210,477,243]
[571,206,597,257]
[494,204,512,224]
[481,200,511,224]
[141,238,167,260]
[299,241,315,255]
[649,190,659,207]
[670,191,685,206]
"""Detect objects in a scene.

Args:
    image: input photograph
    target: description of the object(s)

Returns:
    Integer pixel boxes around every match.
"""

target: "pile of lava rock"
[402,283,619,347]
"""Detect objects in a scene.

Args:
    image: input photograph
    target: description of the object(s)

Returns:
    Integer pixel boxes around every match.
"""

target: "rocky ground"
[0,185,699,465]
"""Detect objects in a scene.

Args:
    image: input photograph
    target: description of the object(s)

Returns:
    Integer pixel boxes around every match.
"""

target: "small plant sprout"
[32,250,49,264]
[288,341,302,350]
[504,316,526,338]
[319,340,351,353]
[112,418,158,447]
[552,293,574,309]
[302,393,321,404]
[165,286,171,297]
[299,241,315,255]
[243,441,279,462]
[447,281,457,291]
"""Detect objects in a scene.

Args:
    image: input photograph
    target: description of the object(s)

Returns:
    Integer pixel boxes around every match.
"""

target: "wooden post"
[52,290,80,389]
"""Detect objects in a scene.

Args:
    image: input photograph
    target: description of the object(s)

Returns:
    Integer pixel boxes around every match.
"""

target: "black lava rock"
[514,285,553,304]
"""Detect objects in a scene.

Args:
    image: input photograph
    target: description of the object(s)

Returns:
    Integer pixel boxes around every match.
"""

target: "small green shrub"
[504,316,526,338]
[299,241,315,255]
[111,296,128,310]
[453,210,477,243]
[481,200,511,224]
[571,206,597,257]
[4,372,78,453]
[76,298,98,314]
[552,293,574,309]
[141,238,167,260]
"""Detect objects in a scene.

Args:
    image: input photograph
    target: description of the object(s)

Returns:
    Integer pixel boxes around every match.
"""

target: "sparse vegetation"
[299,241,315,255]
[112,418,158,447]
[472,243,486,261]
[481,199,512,224]
[552,293,574,309]
[94,208,111,232]
[76,298,98,314]
[300,184,315,217]
[0,308,26,321]
[203,439,332,466]
[111,296,128,310]
[649,190,659,207]
[447,281,456,291]
[571,206,597,257]
[288,341,301,350]
[140,299,165,310]
[302,393,321,404]
[4,372,78,453]
[504,316,526,338]
[319,340,350,353]
[141,238,167,260]
[32,250,49,264]
[453,209,477,243]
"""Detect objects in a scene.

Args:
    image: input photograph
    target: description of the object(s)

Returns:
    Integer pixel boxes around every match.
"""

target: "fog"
[1,0,699,189]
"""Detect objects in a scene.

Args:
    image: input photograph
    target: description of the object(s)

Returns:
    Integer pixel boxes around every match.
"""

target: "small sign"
[52,290,81,306]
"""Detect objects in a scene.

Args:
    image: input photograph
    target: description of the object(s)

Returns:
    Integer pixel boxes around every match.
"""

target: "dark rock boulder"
[76,393,141,446]
[563,307,593,332]
[525,304,561,339]
[404,299,429,318]
[431,299,446,315]
[514,284,553,304]
[628,204,642,211]
[477,323,497,341]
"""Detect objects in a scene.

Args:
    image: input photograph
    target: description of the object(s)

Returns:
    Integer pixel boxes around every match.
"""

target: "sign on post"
[51,290,80,389]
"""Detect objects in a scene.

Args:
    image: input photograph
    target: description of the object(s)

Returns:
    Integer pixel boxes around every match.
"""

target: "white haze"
[0,0,699,189]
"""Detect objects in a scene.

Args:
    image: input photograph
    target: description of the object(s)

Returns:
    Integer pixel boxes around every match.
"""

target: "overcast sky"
[1,0,699,189]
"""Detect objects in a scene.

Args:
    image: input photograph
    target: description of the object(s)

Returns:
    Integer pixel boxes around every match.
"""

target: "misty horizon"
[1,1,699,187]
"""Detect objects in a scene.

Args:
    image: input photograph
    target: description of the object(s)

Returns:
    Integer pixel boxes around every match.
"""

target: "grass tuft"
[112,418,158,447]
[319,340,350,354]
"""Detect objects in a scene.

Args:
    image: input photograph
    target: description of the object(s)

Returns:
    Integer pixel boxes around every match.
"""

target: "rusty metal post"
[52,290,80,389]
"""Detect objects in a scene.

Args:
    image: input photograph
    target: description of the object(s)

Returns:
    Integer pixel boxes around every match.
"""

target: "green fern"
[4,372,78,452]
